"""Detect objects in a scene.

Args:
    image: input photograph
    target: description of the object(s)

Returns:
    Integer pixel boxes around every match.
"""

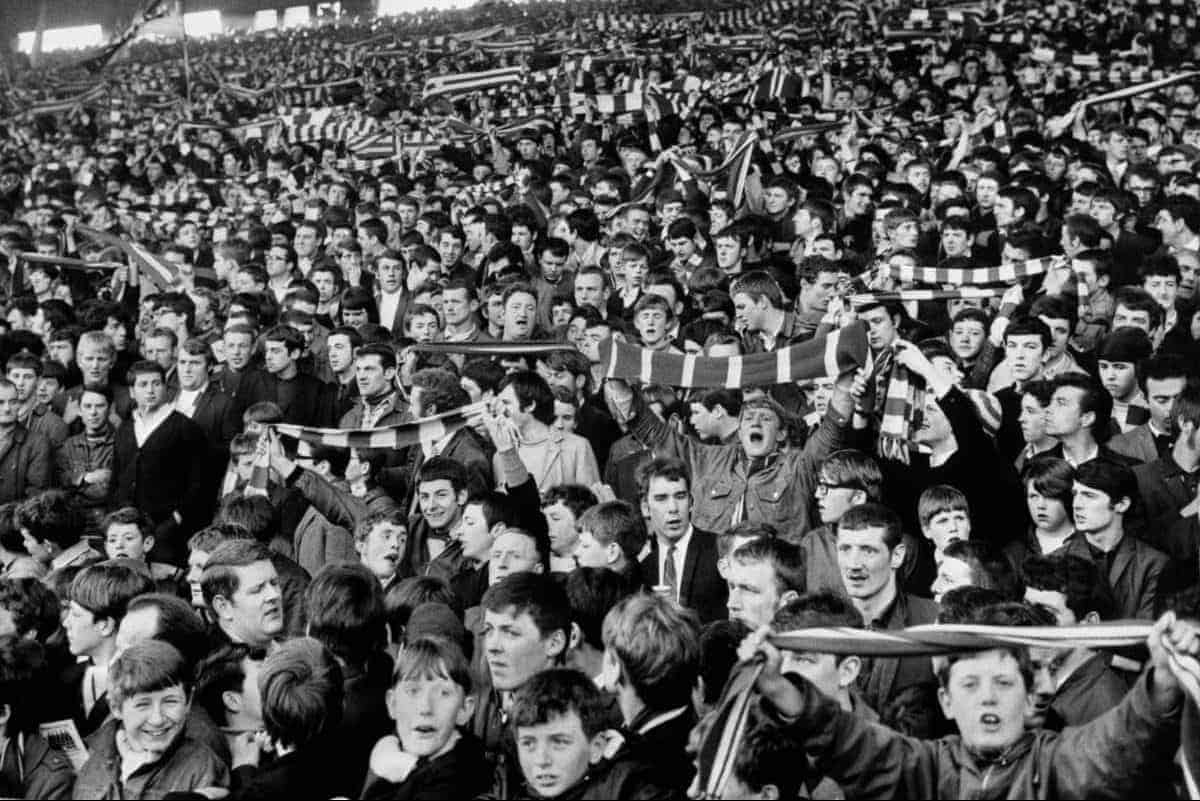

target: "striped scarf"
[698,622,1169,800]
[874,254,1089,326]
[876,346,924,465]
[412,341,576,358]
[246,403,485,495]
[849,287,1010,306]
[422,66,524,101]
[599,324,869,389]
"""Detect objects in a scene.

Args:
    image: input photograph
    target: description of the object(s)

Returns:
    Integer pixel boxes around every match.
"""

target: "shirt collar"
[133,404,172,426]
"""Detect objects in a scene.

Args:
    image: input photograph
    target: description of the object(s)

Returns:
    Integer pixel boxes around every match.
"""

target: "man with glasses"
[800,450,886,597]
[264,244,297,304]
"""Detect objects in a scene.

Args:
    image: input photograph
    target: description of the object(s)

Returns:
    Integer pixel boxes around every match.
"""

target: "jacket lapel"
[537,436,564,487]
[680,535,703,603]
[0,428,20,465]
[1136,427,1155,463]
[1109,535,1136,589]
[640,541,660,586]
[193,386,216,419]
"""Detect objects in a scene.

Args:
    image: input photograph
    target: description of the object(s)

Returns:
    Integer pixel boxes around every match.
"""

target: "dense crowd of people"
[2,0,1200,797]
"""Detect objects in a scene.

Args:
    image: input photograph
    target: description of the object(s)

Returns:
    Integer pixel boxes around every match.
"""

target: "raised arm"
[1047,613,1188,798]
[738,626,939,799]
[604,379,731,479]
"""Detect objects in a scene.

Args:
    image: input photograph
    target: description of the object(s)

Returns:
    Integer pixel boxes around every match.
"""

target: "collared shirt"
[132,404,173,448]
[174,383,207,418]
[442,324,480,342]
[378,289,403,330]
[1062,442,1100,469]
[1085,536,1122,575]
[1149,421,1174,459]
[657,527,692,602]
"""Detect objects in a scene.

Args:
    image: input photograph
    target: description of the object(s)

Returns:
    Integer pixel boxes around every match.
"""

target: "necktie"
[663,543,678,601]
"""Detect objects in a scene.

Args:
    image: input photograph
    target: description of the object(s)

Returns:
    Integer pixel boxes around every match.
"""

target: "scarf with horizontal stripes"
[697,621,1200,800]
[245,402,485,495]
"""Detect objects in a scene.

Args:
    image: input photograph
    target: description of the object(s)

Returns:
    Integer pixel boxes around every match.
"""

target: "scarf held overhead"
[697,621,1161,800]
[599,323,869,389]
[246,402,486,494]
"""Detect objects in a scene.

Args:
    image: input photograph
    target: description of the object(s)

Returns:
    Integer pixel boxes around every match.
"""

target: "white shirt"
[657,527,692,602]
[174,384,206,418]
[378,290,403,330]
[133,404,173,448]
[1062,442,1100,469]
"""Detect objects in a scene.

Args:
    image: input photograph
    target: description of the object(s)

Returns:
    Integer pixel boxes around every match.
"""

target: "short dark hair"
[940,540,1021,600]
[837,502,903,550]
[260,637,344,750]
[1074,458,1139,510]
[498,371,556,425]
[109,640,193,707]
[0,578,60,641]
[355,342,397,371]
[542,484,598,520]
[1021,457,1074,508]
[217,496,277,543]
[1023,553,1116,621]
[101,507,153,539]
[772,591,864,631]
[637,457,691,499]
[0,637,49,736]
[416,456,469,492]
[15,490,84,550]
[384,576,460,643]
[481,572,570,643]
[565,567,635,652]
[730,537,806,596]
[510,667,611,737]
[1004,316,1052,349]
[411,368,469,413]
[304,562,386,668]
[126,359,166,385]
[200,540,275,608]
[576,501,645,562]
[194,643,268,726]
[601,593,700,711]
[1052,374,1113,443]
[124,593,211,669]
[69,563,155,625]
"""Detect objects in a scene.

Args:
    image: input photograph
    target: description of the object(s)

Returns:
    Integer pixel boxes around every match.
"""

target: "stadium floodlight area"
[17,25,104,53]
[253,9,280,31]
[378,0,478,16]
[282,5,312,28]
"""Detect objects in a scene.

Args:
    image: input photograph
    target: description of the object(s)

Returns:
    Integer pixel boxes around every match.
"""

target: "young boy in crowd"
[362,636,488,799]
[918,484,972,561]
[541,484,598,574]
[73,641,229,798]
[510,668,626,799]
[735,606,1197,799]
[102,506,186,585]
[1096,327,1153,433]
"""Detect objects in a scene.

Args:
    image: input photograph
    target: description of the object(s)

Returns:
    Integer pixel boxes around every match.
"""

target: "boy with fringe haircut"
[362,636,489,799]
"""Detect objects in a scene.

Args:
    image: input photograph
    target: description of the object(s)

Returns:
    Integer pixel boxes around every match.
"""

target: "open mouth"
[412,724,437,737]
[979,713,1002,729]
